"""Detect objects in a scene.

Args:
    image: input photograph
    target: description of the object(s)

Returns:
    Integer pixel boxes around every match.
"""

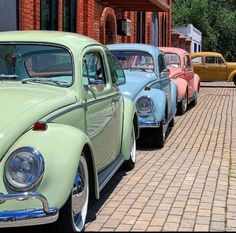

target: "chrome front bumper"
[138,115,160,128]
[0,192,58,228]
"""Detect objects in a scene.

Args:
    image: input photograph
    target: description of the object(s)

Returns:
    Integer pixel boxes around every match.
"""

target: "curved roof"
[0,30,100,49]
[159,47,189,56]
[191,51,222,57]
[106,43,162,57]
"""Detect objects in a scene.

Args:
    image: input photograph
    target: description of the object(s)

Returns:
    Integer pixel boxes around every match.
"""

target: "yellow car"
[191,52,236,85]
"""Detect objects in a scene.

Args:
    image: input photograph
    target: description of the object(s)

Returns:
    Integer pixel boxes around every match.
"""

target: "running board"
[98,155,124,192]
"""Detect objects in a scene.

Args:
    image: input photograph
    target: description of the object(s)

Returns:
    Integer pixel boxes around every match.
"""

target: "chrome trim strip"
[46,93,120,122]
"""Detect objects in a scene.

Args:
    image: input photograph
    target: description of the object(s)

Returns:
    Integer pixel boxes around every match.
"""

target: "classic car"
[0,31,138,232]
[191,52,236,85]
[107,43,177,148]
[160,47,200,115]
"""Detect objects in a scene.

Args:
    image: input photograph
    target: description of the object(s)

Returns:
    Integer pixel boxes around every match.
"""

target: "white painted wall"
[174,24,202,53]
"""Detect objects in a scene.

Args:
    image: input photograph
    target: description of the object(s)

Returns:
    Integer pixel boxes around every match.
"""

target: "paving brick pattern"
[85,82,236,232]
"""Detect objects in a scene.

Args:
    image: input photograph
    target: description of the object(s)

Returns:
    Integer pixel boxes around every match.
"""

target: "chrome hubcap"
[72,156,89,232]
[130,129,136,163]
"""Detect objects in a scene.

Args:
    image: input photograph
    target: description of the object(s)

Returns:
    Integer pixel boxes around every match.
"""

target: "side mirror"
[160,68,170,78]
[184,66,193,72]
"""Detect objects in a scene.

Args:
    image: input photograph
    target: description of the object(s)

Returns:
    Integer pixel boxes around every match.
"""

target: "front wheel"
[123,127,136,171]
[54,153,89,232]
[152,124,165,148]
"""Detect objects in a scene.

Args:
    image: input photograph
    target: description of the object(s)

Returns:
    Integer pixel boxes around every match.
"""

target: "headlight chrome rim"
[136,96,154,115]
[4,147,45,192]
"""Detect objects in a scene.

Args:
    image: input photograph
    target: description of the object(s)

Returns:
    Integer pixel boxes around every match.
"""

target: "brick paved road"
[85,82,236,232]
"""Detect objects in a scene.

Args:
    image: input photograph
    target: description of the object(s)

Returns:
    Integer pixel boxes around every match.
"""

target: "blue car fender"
[170,81,178,116]
[135,89,167,124]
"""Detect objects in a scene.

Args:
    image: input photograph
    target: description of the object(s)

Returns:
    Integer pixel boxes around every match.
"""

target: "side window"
[82,52,106,89]
[217,57,224,64]
[206,56,217,64]
[191,56,202,64]
[184,55,191,68]
[106,51,126,85]
[158,54,166,74]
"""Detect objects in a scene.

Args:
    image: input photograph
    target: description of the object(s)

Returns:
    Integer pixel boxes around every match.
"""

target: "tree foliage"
[172,0,236,61]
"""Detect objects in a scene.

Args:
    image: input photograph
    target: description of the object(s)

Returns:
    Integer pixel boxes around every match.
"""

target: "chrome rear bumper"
[0,192,58,228]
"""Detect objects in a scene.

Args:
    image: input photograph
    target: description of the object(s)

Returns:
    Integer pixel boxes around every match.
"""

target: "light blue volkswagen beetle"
[107,44,177,148]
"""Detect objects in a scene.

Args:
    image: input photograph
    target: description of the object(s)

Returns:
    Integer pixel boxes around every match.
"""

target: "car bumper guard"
[0,192,58,228]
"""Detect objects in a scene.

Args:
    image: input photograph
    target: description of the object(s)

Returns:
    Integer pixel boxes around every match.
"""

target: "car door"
[204,56,225,81]
[82,48,119,172]
[158,53,171,119]
[217,56,227,80]
[184,55,194,98]
[192,56,206,81]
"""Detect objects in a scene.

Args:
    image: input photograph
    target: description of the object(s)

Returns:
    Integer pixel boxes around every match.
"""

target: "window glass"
[192,57,202,64]
[206,56,217,64]
[184,55,191,68]
[0,44,73,87]
[41,0,58,30]
[111,50,154,72]
[164,53,180,68]
[158,54,166,74]
[83,52,106,88]
[217,57,224,64]
[106,51,125,85]
[63,0,76,32]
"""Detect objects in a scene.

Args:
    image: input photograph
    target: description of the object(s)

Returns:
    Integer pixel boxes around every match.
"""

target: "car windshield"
[0,44,73,87]
[111,51,154,72]
[164,53,180,68]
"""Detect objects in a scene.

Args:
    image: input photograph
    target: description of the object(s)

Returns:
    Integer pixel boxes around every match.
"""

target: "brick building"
[0,0,172,47]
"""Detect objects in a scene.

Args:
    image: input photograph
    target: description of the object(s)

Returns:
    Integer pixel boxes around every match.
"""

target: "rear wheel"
[54,153,89,232]
[233,77,236,86]
[177,92,188,115]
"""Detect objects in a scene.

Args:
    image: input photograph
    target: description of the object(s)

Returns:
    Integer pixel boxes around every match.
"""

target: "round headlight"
[136,96,154,115]
[5,147,44,191]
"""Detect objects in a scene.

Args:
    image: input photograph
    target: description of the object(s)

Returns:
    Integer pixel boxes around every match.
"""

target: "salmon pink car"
[160,47,200,115]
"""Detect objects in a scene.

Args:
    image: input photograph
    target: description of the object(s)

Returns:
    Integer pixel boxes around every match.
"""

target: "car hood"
[0,83,77,160]
[119,70,157,100]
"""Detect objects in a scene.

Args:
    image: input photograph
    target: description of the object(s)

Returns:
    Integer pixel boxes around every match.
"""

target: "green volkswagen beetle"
[0,31,138,231]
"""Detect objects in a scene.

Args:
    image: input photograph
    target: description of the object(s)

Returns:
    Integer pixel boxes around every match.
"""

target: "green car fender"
[0,123,98,210]
[121,97,138,161]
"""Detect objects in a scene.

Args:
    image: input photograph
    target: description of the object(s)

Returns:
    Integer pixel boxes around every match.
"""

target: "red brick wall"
[18,0,171,46]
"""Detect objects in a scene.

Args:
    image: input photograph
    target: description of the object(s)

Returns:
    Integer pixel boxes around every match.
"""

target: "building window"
[198,44,201,52]
[63,0,76,32]
[40,0,58,30]
[136,12,146,43]
[194,43,197,52]
[162,15,167,46]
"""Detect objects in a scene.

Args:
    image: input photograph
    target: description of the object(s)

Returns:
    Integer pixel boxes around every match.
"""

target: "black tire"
[169,115,175,127]
[177,92,188,115]
[152,124,165,148]
[192,95,198,107]
[233,77,236,86]
[54,153,89,232]
[123,127,136,171]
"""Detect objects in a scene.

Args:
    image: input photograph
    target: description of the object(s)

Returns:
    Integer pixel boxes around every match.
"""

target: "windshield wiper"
[21,77,67,87]
[0,74,19,80]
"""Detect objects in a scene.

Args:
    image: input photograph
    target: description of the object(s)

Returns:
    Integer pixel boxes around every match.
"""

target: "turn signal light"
[33,122,48,131]
[144,86,151,91]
